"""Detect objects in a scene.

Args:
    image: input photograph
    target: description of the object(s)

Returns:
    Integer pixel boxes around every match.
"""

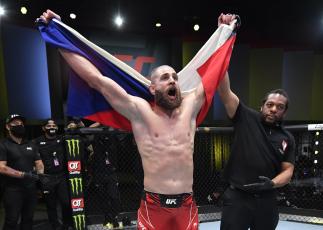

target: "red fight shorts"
[137,191,199,230]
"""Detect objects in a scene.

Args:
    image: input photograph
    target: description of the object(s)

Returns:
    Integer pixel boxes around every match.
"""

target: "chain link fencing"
[68,125,323,229]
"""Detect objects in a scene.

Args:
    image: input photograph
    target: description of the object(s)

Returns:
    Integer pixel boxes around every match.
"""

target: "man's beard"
[261,112,282,125]
[155,88,182,111]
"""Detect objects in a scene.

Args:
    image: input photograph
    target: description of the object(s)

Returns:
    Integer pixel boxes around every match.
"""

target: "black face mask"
[45,128,57,137]
[10,125,26,138]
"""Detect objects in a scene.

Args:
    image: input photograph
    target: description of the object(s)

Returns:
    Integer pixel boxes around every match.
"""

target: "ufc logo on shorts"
[68,161,81,172]
[71,198,84,209]
[165,199,177,205]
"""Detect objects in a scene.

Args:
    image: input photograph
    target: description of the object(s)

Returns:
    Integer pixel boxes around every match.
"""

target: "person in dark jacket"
[0,114,44,230]
[33,119,72,230]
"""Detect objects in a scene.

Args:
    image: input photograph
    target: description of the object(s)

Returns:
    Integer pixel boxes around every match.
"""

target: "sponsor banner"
[71,198,84,212]
[65,138,81,158]
[65,135,86,229]
[68,160,81,174]
[69,177,83,196]
[73,214,86,230]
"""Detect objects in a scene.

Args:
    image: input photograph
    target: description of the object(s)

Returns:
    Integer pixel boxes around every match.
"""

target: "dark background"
[0,0,323,135]
[2,0,323,49]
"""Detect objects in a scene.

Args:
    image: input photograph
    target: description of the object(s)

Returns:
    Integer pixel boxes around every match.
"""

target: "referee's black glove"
[22,171,39,181]
[243,176,274,192]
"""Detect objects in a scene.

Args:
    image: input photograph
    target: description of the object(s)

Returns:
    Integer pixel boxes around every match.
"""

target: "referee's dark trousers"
[220,185,279,230]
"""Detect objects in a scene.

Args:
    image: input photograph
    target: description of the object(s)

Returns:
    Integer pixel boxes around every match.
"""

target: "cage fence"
[66,124,323,229]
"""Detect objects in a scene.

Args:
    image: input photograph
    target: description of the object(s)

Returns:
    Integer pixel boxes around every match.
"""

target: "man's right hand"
[22,171,39,181]
[38,9,61,24]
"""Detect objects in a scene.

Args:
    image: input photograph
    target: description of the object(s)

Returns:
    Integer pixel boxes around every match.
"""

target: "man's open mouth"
[167,88,176,99]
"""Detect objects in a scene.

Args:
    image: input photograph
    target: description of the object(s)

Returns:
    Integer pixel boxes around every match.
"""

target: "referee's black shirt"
[223,102,295,188]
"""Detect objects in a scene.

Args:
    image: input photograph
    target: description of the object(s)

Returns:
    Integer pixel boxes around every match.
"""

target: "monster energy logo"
[73,214,86,230]
[66,139,80,157]
[69,178,83,196]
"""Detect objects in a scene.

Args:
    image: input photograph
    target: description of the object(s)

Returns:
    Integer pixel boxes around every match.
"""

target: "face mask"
[46,128,57,137]
[10,125,26,138]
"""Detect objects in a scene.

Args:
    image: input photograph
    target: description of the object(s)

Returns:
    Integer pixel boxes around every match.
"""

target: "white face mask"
[46,128,57,136]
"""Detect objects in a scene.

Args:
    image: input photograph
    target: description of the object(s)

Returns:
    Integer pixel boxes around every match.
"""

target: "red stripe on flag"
[196,35,236,125]
[85,110,132,131]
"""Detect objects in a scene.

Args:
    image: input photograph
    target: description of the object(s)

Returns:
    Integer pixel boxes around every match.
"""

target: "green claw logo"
[66,139,80,157]
[73,214,86,230]
[69,178,83,196]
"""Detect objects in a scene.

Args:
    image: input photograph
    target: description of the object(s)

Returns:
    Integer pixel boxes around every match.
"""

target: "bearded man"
[33,119,72,230]
[39,10,237,230]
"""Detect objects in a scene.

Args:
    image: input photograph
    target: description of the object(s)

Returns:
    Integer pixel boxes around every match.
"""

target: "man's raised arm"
[217,72,239,119]
[39,10,139,120]
[191,13,239,117]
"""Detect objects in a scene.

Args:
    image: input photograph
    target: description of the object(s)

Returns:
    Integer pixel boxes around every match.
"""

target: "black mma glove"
[22,171,39,181]
[243,176,275,192]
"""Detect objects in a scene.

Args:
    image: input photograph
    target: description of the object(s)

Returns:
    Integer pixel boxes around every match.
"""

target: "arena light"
[315,131,320,136]
[155,22,161,28]
[193,24,200,31]
[314,150,319,155]
[114,15,123,27]
[315,141,319,145]
[0,5,5,16]
[70,13,76,19]
[314,159,318,164]
[20,6,27,15]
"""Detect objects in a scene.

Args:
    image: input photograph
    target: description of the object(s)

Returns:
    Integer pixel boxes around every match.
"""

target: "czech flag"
[38,19,237,131]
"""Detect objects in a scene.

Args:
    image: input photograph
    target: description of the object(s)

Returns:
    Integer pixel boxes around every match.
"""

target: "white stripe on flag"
[178,23,236,93]
[54,18,235,95]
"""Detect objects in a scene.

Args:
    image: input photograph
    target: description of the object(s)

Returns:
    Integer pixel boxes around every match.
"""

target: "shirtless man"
[39,10,237,230]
